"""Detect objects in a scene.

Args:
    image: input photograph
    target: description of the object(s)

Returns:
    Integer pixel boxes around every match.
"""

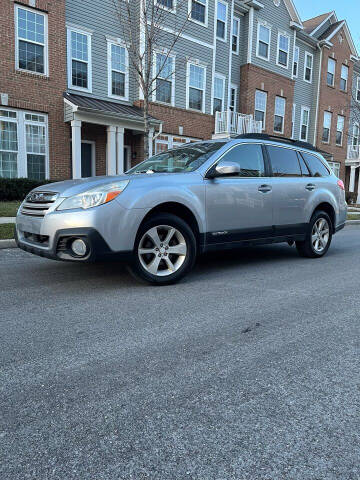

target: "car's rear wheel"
[128,213,197,285]
[296,210,332,258]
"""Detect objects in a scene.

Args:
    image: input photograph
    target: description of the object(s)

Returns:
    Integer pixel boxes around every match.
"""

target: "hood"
[32,172,197,198]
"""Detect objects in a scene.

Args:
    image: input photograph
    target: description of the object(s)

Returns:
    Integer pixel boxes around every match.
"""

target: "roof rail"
[235,133,319,152]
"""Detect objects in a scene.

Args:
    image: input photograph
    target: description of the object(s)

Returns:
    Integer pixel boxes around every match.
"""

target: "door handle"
[306,183,316,191]
[258,184,272,193]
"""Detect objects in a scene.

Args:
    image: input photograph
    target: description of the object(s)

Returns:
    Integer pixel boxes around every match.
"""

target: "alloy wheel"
[138,225,187,276]
[311,218,330,253]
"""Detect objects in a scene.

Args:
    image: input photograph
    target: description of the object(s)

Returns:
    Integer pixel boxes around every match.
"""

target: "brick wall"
[316,27,354,181]
[81,123,107,176]
[0,0,69,180]
[240,64,295,139]
[134,101,215,140]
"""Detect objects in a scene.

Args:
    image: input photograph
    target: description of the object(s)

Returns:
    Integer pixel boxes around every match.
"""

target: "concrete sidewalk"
[0,217,16,224]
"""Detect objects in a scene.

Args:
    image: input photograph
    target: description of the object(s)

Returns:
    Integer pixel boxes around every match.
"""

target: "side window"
[301,153,330,178]
[297,152,311,177]
[267,146,301,177]
[220,144,265,177]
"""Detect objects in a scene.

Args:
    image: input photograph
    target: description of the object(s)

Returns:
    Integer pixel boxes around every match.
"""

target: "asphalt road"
[1,226,360,480]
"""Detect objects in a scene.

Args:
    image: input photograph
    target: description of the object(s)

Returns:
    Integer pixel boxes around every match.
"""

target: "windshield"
[126,142,227,174]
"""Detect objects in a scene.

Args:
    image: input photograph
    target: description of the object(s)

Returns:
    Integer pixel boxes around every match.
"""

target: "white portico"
[64,93,161,179]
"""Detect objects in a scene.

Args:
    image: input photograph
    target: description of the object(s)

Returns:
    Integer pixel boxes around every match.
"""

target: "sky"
[294,0,360,52]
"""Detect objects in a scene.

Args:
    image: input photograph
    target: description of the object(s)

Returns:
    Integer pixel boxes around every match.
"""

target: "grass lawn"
[347,213,360,221]
[0,224,15,240]
[0,201,21,217]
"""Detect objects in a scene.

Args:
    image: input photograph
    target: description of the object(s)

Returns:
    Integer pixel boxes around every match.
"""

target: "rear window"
[301,152,330,177]
[267,145,301,177]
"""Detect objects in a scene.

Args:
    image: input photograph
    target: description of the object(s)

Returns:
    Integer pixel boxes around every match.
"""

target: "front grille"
[23,231,49,246]
[20,191,58,217]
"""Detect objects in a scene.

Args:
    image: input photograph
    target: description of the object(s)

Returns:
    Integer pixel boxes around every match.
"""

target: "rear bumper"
[15,227,132,262]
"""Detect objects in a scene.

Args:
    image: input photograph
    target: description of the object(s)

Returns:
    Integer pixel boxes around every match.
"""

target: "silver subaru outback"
[16,134,347,285]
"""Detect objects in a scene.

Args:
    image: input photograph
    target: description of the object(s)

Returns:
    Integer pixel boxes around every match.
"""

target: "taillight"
[337,179,345,191]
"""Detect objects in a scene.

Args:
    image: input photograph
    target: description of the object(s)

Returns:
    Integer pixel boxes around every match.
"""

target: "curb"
[0,239,17,249]
[346,220,360,225]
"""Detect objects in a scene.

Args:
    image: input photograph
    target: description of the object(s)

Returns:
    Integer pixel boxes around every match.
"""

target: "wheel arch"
[139,202,203,248]
[312,202,336,232]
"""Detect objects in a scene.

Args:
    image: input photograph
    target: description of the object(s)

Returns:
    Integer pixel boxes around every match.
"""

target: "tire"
[296,210,333,258]
[127,213,197,285]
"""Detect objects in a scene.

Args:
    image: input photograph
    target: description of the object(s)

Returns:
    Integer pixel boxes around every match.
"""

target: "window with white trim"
[0,109,48,179]
[15,5,48,75]
[155,134,199,154]
[328,161,340,178]
[340,64,349,92]
[187,63,205,112]
[189,0,207,25]
[232,17,240,53]
[277,32,290,68]
[353,123,360,147]
[255,90,267,130]
[67,28,92,91]
[327,58,336,87]
[300,106,310,141]
[156,0,175,11]
[304,52,313,83]
[293,46,299,77]
[108,42,128,99]
[213,75,225,113]
[336,115,345,146]
[322,111,332,143]
[257,22,271,61]
[216,1,227,40]
[155,53,175,105]
[229,85,237,112]
[274,96,286,133]
[291,103,296,139]
[356,77,360,102]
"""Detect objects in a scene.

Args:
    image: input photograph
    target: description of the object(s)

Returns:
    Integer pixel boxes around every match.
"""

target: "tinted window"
[301,153,330,177]
[267,146,301,177]
[297,152,311,177]
[220,144,265,177]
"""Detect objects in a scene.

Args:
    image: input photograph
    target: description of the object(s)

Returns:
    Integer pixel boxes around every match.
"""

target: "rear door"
[205,142,274,244]
[265,144,309,235]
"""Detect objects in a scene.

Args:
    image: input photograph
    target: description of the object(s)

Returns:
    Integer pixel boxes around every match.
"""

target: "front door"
[81,142,93,178]
[205,143,274,245]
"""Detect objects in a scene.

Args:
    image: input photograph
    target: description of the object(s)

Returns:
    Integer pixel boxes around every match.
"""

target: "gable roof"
[282,0,303,27]
[303,11,336,35]
[318,19,358,57]
[318,21,344,41]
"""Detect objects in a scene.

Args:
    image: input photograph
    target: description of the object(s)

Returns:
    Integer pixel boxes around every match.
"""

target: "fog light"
[71,238,87,257]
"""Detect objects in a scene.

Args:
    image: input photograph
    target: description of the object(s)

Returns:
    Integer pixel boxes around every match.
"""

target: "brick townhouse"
[1,0,360,199]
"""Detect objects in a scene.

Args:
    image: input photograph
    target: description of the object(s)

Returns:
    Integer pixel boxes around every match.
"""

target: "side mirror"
[207,160,240,178]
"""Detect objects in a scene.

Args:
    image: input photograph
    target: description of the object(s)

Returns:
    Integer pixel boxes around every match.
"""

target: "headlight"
[57,180,129,211]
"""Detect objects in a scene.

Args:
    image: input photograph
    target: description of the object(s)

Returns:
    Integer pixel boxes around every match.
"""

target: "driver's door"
[205,143,274,245]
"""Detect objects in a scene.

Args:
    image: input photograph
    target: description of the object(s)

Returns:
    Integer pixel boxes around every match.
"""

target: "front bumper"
[15,227,132,262]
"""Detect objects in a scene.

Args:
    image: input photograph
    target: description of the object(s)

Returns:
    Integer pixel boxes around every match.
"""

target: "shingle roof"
[63,93,160,123]
[318,21,344,41]
[303,12,332,34]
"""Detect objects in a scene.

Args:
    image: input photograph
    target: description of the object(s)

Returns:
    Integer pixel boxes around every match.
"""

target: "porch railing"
[347,143,360,160]
[215,110,263,137]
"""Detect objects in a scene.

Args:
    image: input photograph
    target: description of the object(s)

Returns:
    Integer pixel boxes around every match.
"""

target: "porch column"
[357,170,360,204]
[116,127,125,174]
[71,120,82,179]
[148,127,154,158]
[349,166,356,192]
[107,126,117,176]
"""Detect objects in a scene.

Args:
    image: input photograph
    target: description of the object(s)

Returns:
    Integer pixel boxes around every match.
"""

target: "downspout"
[247,7,254,65]
[313,43,323,146]
[227,0,235,109]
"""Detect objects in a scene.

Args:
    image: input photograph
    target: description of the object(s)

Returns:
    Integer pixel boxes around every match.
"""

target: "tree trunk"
[143,96,150,160]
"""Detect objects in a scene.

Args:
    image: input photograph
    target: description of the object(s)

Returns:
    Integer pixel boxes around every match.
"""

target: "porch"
[64,93,161,179]
[346,144,360,202]
[213,110,262,138]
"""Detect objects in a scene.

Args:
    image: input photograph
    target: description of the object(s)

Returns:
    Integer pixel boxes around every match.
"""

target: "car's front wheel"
[128,213,197,285]
[296,210,332,258]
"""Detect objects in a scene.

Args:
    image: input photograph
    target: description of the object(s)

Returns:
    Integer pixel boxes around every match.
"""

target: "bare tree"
[114,0,191,159]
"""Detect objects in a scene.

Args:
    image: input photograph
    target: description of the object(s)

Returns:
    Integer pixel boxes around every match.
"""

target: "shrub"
[346,192,358,205]
[0,178,55,201]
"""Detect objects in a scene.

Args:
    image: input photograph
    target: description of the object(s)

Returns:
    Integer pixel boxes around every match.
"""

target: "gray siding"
[251,0,294,79]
